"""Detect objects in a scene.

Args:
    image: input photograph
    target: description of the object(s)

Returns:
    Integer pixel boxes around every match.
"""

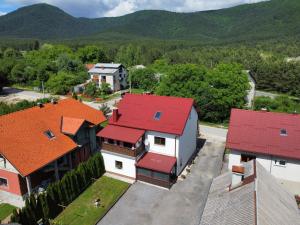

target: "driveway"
[98,138,225,225]
[200,125,227,142]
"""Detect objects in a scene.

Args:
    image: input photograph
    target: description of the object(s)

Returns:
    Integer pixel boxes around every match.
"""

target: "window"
[280,129,288,136]
[115,161,123,169]
[123,142,133,148]
[0,178,8,187]
[274,159,286,166]
[44,130,55,139]
[154,111,162,120]
[101,76,106,83]
[154,137,166,146]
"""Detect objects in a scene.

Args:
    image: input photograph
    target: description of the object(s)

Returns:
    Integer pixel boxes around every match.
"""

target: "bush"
[10,152,105,225]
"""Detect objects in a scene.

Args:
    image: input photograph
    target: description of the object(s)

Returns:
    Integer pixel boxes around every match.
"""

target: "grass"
[100,120,109,128]
[54,176,130,225]
[0,203,17,221]
[131,89,145,94]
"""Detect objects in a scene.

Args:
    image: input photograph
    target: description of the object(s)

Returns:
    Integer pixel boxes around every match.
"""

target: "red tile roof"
[109,94,194,135]
[97,125,145,144]
[226,109,300,160]
[61,117,85,135]
[85,64,95,70]
[136,152,176,173]
[0,98,106,176]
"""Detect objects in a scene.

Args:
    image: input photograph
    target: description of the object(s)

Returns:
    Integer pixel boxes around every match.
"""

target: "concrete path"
[98,138,225,225]
[255,90,278,99]
[200,125,228,142]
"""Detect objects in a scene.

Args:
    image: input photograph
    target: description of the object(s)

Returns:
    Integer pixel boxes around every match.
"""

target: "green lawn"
[0,203,17,221]
[54,176,130,225]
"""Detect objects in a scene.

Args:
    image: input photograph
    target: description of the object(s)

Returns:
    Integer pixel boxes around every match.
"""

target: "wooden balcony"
[101,142,145,157]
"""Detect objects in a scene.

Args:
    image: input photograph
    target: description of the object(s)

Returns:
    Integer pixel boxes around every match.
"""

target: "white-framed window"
[274,159,286,167]
[115,160,123,169]
[0,178,8,187]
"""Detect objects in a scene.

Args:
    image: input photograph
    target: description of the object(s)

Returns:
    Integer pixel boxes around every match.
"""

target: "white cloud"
[3,0,268,18]
[0,11,7,16]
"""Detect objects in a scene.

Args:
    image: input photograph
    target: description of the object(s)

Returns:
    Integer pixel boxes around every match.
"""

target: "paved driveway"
[98,138,225,225]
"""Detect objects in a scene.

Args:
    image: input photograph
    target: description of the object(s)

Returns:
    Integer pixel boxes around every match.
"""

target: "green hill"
[0,0,299,42]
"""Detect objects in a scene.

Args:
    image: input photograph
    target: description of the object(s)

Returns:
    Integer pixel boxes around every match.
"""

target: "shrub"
[10,152,105,224]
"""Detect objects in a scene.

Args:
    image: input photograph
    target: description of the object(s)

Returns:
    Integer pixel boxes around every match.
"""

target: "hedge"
[10,152,105,225]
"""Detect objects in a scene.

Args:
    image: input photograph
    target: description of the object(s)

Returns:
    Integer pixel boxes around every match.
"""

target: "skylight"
[44,130,55,139]
[280,128,287,136]
[154,111,162,120]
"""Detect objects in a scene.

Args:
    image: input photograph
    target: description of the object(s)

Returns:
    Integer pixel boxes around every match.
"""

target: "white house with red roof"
[97,94,198,188]
[227,109,300,183]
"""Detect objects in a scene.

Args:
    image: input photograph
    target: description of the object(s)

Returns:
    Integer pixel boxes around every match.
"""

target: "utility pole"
[42,81,45,98]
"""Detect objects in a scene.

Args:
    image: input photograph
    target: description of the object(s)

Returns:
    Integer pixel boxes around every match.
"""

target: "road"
[0,87,121,112]
[255,90,278,99]
[200,125,227,142]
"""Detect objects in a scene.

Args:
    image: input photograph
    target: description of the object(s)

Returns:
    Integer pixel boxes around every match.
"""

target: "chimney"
[231,165,245,189]
[112,109,119,122]
[51,98,57,104]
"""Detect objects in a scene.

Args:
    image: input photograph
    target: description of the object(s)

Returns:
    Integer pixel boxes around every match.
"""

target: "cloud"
[2,0,268,18]
[0,11,7,16]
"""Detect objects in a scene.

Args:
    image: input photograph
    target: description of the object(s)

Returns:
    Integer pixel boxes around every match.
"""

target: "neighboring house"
[227,109,300,182]
[97,94,198,188]
[0,99,106,202]
[200,160,300,225]
[88,63,127,92]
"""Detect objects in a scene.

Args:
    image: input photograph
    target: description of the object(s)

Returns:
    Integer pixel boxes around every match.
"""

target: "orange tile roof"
[61,117,85,135]
[85,64,95,70]
[0,98,106,176]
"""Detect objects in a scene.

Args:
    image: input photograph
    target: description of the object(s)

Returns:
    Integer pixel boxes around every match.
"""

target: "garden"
[54,176,129,225]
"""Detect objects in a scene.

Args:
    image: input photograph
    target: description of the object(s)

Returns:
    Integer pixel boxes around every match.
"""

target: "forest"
[0,39,300,122]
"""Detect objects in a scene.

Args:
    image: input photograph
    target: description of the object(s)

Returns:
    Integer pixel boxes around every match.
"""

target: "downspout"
[269,156,273,174]
[175,136,177,175]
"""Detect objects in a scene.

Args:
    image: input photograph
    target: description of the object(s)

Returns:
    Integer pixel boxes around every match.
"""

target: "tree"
[46,71,84,95]
[84,82,98,97]
[77,46,107,63]
[99,82,111,95]
[99,103,111,118]
[129,68,158,91]
[156,63,249,123]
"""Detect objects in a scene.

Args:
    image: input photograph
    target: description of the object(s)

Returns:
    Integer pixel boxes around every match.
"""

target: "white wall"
[144,131,177,157]
[144,106,198,175]
[90,70,120,91]
[101,151,136,178]
[228,150,300,182]
[0,156,19,174]
[177,107,198,174]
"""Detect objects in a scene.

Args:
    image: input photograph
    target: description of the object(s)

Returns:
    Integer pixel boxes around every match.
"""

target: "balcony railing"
[101,142,145,157]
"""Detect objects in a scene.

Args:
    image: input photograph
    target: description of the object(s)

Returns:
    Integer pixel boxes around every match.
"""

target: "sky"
[0,0,267,18]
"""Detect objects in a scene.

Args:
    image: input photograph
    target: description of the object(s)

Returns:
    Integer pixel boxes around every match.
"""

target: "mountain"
[0,0,299,42]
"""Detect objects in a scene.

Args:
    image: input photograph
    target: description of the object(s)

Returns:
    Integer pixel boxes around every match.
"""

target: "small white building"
[88,63,127,92]
[97,94,198,188]
[227,108,300,183]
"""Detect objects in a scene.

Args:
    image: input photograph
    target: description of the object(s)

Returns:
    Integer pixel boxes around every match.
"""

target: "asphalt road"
[98,138,225,225]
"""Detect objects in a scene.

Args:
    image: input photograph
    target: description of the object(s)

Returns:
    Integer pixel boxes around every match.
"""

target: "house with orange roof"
[0,99,106,204]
